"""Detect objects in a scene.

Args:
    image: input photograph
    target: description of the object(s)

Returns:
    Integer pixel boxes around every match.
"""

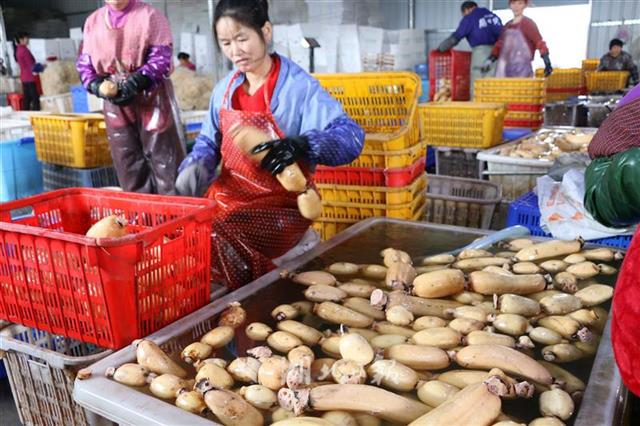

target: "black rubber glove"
[542,54,553,77]
[175,160,212,197]
[438,35,459,52]
[481,55,497,73]
[251,136,310,176]
[88,75,110,99]
[111,72,151,106]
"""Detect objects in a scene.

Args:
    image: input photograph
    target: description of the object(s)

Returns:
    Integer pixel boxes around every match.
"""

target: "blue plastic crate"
[71,84,89,113]
[0,137,43,202]
[506,191,632,249]
[502,128,532,142]
[43,163,119,191]
[426,146,436,169]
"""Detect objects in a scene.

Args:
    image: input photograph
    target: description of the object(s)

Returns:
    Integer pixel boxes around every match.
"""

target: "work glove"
[437,35,458,52]
[542,54,553,77]
[111,72,151,106]
[32,63,45,73]
[251,136,310,176]
[175,160,211,197]
[88,75,112,99]
[481,55,497,74]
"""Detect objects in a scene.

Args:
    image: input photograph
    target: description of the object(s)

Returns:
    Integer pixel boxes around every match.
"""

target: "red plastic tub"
[315,156,426,187]
[428,50,471,101]
[7,93,23,111]
[0,188,217,349]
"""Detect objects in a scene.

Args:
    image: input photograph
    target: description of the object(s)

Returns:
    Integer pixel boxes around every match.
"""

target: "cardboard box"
[57,38,77,60]
[29,39,60,62]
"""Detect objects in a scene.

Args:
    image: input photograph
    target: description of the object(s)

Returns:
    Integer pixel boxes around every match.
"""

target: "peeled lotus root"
[99,81,118,97]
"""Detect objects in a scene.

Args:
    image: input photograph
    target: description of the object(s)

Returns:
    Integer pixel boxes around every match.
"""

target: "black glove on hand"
[251,136,310,176]
[542,54,553,77]
[88,75,110,99]
[112,72,151,106]
[481,55,497,74]
[175,161,211,197]
[438,35,459,53]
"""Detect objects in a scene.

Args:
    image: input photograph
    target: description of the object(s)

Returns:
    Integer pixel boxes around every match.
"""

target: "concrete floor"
[1,374,21,426]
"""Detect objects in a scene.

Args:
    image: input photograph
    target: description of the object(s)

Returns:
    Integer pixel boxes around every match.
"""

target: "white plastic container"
[477,126,597,201]
[41,92,73,113]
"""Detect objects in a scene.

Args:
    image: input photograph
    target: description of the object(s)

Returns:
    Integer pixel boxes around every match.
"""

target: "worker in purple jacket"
[438,1,503,93]
[77,0,185,195]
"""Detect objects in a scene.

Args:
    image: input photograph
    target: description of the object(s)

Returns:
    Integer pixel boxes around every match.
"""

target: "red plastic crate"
[507,103,543,112]
[504,118,544,129]
[0,188,217,349]
[429,50,471,101]
[315,156,426,187]
[7,93,23,111]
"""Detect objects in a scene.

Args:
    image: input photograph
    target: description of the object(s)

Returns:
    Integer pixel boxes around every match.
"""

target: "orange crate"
[584,71,629,93]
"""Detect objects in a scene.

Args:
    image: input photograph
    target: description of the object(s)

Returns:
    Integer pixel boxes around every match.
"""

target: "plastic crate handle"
[19,137,35,145]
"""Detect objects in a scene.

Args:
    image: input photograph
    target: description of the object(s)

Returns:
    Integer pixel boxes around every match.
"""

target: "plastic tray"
[317,173,426,205]
[0,324,110,426]
[504,118,543,129]
[428,49,471,101]
[477,126,597,201]
[418,102,506,148]
[30,113,111,168]
[505,111,543,121]
[433,146,483,179]
[424,174,501,229]
[315,156,426,187]
[316,72,421,151]
[474,77,545,97]
[502,128,532,142]
[506,192,633,249]
[350,138,426,169]
[0,188,217,349]
[1,136,43,202]
[71,218,626,426]
[43,163,119,191]
[584,71,630,93]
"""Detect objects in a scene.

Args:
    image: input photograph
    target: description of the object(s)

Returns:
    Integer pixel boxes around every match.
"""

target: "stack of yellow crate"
[312,72,426,240]
[534,68,585,102]
[474,78,545,129]
[582,58,600,72]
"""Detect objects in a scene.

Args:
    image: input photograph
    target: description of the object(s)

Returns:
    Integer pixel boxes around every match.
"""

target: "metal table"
[72,218,627,425]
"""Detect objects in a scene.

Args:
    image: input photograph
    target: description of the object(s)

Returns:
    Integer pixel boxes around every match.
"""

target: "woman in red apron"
[585,85,640,397]
[176,0,365,289]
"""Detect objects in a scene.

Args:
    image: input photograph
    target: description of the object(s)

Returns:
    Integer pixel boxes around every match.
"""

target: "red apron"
[611,229,640,396]
[206,72,312,289]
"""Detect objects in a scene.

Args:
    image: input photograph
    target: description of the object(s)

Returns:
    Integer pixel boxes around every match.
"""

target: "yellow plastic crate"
[418,102,505,149]
[534,68,584,89]
[584,71,630,93]
[318,174,426,205]
[350,139,426,169]
[582,59,599,72]
[475,93,545,105]
[313,201,425,240]
[316,72,421,151]
[320,193,426,222]
[505,111,543,121]
[30,113,111,168]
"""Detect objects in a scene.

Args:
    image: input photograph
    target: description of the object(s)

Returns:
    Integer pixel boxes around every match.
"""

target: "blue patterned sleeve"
[304,115,365,166]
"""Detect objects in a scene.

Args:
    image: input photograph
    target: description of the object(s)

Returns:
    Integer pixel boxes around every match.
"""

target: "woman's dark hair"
[213,0,270,45]
[177,52,190,60]
[12,32,30,61]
